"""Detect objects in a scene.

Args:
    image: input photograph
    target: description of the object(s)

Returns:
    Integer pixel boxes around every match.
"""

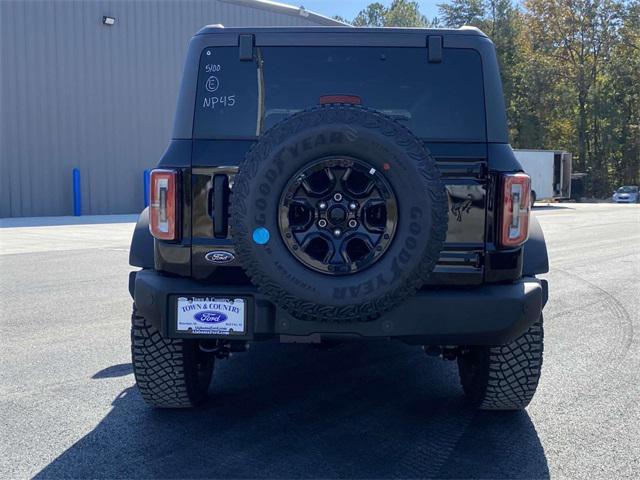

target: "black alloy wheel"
[279,156,398,275]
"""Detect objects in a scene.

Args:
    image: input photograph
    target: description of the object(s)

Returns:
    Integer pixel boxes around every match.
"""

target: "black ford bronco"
[128,26,549,410]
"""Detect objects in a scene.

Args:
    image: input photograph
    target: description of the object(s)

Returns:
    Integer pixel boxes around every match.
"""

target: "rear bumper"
[131,270,547,346]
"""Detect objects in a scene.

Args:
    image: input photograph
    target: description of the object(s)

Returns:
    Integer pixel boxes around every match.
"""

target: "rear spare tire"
[230,105,448,322]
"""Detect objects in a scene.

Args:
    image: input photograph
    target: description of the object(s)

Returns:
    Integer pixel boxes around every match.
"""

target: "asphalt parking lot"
[1,203,638,479]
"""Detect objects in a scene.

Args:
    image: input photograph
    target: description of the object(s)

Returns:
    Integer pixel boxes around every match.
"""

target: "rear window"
[194,46,486,141]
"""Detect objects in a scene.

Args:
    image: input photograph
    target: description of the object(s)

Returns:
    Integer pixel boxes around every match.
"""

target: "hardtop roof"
[196,25,487,38]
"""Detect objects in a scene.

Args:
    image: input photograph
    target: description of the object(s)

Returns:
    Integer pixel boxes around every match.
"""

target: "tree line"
[334,0,639,196]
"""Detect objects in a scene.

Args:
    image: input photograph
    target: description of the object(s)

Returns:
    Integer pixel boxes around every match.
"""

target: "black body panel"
[189,140,488,284]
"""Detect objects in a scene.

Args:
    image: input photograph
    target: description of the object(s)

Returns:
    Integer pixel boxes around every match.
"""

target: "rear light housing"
[319,95,362,105]
[498,173,531,248]
[149,169,178,240]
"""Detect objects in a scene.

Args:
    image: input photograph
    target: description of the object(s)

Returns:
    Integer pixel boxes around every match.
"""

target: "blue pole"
[143,169,150,207]
[72,168,81,216]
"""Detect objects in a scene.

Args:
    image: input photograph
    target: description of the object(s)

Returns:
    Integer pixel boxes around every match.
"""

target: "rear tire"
[131,305,214,408]
[457,316,544,410]
[530,190,537,208]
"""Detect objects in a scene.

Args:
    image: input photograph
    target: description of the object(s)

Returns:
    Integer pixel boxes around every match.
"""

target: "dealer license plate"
[176,297,246,335]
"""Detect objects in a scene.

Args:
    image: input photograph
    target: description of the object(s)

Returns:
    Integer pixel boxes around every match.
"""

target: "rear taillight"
[499,173,531,248]
[149,169,178,240]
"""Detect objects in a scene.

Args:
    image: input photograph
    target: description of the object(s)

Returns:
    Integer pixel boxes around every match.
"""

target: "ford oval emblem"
[205,250,235,264]
[194,311,228,323]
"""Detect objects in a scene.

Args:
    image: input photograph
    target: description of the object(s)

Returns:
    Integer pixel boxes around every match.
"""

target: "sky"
[297,1,440,22]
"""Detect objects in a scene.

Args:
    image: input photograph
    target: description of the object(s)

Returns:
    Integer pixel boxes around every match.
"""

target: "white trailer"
[513,149,572,205]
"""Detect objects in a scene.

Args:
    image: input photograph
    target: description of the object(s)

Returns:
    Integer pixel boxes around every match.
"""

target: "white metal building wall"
[0,0,339,217]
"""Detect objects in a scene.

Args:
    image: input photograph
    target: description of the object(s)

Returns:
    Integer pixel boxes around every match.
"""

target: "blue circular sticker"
[252,227,270,245]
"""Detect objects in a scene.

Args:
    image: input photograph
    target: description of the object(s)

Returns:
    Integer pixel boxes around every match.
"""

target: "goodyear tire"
[457,316,544,410]
[230,105,448,322]
[131,305,214,408]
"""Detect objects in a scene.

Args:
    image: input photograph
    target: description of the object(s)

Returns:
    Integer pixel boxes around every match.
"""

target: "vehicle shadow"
[92,363,134,379]
[36,341,548,479]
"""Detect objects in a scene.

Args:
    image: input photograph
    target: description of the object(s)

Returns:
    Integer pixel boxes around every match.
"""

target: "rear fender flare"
[129,208,154,269]
[522,215,549,275]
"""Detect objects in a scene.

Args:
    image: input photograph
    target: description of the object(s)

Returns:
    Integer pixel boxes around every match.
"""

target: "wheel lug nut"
[318,219,327,228]
[333,229,342,237]
[319,202,327,209]
[348,219,358,228]
[333,193,343,202]
[349,202,357,210]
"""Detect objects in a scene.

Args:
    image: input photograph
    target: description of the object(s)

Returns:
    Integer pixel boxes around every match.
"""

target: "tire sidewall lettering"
[251,134,429,299]
[231,106,447,321]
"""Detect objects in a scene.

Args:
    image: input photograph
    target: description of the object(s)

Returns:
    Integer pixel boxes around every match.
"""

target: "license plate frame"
[175,296,247,336]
